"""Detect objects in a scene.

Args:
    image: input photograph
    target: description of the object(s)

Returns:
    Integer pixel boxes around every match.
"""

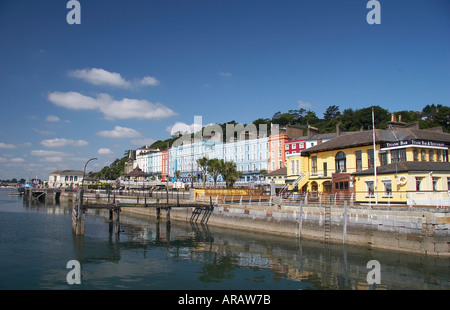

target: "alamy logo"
[66,0,81,25]
[66,260,81,284]
[366,260,381,284]
[366,0,381,25]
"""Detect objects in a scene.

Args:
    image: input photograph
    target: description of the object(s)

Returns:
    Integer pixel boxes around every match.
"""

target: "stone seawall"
[63,192,449,256]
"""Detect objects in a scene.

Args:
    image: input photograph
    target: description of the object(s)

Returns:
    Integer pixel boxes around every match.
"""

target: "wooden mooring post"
[72,190,85,235]
[72,190,121,235]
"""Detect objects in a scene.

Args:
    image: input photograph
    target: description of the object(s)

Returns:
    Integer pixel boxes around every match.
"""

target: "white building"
[48,170,85,188]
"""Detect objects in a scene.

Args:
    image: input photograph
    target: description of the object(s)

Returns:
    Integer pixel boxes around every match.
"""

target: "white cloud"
[68,68,132,88]
[298,100,313,109]
[33,128,54,135]
[68,68,161,88]
[166,122,203,136]
[45,115,60,122]
[97,126,142,138]
[39,138,89,148]
[47,91,176,120]
[97,148,115,156]
[0,142,17,149]
[219,71,232,77]
[40,157,64,162]
[140,76,160,86]
[31,150,70,157]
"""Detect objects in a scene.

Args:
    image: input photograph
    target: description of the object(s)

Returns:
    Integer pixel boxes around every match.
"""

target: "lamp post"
[81,157,98,190]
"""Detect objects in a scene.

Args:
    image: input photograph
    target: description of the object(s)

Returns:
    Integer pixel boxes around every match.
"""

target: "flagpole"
[372,108,378,205]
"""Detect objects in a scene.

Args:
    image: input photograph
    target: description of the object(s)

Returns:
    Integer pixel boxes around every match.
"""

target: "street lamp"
[81,157,98,190]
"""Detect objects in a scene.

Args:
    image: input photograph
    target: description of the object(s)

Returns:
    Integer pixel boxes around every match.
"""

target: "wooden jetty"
[74,190,214,235]
[22,188,215,235]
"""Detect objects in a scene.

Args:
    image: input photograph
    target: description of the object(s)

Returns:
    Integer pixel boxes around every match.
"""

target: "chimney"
[317,137,323,144]
[336,124,342,137]
[391,113,397,122]
[307,125,319,139]
[398,114,402,123]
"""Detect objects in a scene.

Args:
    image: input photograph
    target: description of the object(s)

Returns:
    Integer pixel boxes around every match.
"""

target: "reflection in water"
[1,189,448,290]
[75,208,449,290]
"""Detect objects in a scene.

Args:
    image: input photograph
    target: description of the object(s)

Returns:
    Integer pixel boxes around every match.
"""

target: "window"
[421,150,427,161]
[366,181,374,197]
[415,177,424,191]
[391,149,406,162]
[311,156,317,174]
[323,162,328,177]
[336,181,349,190]
[285,144,289,150]
[368,149,374,168]
[379,152,387,166]
[448,177,450,191]
[429,150,434,162]
[382,180,392,197]
[355,151,362,172]
[413,149,419,161]
[278,150,282,157]
[432,177,439,191]
[278,140,282,147]
[74,176,78,182]
[436,150,442,162]
[335,152,346,172]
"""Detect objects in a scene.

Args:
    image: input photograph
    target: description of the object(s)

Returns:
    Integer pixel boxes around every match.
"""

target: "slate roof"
[267,167,287,176]
[123,166,148,177]
[50,170,85,175]
[302,128,450,156]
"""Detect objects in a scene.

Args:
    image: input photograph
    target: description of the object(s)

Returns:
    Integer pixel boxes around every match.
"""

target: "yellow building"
[293,124,450,206]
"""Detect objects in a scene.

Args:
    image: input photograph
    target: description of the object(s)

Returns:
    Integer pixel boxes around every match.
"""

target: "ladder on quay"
[324,203,331,242]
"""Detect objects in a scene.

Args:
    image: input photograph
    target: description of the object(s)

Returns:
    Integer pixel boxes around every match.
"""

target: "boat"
[17,180,33,194]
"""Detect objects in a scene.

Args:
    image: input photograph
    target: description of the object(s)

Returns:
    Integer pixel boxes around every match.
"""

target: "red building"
[285,138,307,155]
[161,150,169,181]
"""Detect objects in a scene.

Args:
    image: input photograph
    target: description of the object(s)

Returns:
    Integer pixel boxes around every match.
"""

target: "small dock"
[23,188,62,204]
[22,188,215,235]
[72,190,214,235]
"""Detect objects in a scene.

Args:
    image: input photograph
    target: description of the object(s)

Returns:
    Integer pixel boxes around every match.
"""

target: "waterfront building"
[147,151,163,178]
[298,121,450,205]
[169,140,223,183]
[48,170,85,188]
[285,137,306,155]
[161,150,169,182]
[133,147,160,174]
[225,136,269,182]
[268,124,304,173]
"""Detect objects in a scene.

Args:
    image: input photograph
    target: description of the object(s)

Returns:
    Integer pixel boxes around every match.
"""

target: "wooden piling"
[166,207,171,223]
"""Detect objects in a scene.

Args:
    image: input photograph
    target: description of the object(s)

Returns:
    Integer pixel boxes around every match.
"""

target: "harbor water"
[0,188,448,290]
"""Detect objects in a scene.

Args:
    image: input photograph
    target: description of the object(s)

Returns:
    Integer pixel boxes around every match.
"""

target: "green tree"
[197,156,210,187]
[207,158,222,188]
[323,105,341,121]
[221,161,242,188]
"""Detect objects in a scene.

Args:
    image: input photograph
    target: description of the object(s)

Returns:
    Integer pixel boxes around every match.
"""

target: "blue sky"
[0,0,449,180]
